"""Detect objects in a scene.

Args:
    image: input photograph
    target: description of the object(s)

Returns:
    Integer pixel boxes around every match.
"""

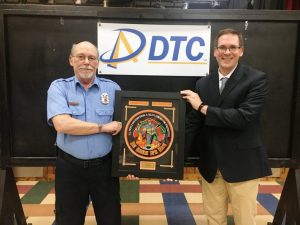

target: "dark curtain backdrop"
[285,0,300,9]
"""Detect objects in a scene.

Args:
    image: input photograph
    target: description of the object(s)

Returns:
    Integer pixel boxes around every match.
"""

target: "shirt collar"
[74,75,100,89]
[218,63,238,81]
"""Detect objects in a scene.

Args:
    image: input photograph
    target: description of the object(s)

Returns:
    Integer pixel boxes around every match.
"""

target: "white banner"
[97,23,211,76]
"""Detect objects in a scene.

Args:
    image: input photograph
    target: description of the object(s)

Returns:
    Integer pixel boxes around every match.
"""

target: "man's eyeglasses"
[72,55,98,63]
[216,45,241,53]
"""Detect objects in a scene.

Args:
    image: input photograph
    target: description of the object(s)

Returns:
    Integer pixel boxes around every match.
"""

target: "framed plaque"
[112,91,185,179]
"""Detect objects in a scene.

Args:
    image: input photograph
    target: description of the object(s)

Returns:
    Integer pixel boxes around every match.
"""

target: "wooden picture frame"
[112,91,186,179]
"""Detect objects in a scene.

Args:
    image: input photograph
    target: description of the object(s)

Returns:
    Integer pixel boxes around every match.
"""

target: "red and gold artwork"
[124,110,174,160]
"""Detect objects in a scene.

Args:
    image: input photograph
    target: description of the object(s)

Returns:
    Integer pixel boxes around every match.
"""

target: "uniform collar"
[74,75,100,89]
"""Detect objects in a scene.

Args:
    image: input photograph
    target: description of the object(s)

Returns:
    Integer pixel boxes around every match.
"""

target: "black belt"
[57,148,111,168]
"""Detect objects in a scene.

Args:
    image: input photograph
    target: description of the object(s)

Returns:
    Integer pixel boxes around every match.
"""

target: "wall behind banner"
[0,6,299,167]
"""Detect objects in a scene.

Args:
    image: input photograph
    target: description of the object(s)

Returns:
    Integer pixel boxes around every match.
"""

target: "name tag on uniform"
[69,101,79,106]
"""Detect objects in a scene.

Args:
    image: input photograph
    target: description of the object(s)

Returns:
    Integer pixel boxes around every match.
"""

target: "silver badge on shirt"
[101,93,109,104]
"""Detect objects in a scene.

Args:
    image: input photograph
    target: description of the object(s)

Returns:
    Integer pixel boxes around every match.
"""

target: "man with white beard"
[47,41,122,225]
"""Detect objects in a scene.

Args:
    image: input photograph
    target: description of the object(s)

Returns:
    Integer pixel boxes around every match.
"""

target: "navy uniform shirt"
[47,75,121,160]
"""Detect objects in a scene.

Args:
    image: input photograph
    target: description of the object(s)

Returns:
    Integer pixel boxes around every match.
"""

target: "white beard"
[77,72,95,81]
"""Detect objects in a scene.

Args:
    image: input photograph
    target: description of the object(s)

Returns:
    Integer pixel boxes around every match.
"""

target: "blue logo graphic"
[100,28,206,69]
[100,28,146,69]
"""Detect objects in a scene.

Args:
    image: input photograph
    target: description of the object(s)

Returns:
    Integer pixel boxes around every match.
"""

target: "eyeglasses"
[72,54,98,63]
[216,45,241,53]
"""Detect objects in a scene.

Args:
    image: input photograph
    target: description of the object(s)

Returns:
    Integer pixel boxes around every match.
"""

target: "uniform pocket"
[96,109,113,123]
[70,106,85,118]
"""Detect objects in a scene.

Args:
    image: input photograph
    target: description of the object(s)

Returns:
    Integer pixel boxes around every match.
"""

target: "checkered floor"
[18,179,282,225]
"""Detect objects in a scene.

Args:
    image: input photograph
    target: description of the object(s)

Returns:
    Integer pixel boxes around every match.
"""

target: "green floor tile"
[122,216,139,225]
[21,181,54,204]
[120,180,139,203]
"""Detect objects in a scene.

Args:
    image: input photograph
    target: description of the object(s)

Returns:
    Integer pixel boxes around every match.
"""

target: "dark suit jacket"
[185,63,272,183]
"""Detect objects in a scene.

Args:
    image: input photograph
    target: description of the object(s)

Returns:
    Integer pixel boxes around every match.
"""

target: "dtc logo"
[100,28,206,69]
[100,28,146,69]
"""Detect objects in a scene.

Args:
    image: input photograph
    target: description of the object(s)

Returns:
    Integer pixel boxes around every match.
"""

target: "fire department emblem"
[101,92,109,104]
[124,110,174,160]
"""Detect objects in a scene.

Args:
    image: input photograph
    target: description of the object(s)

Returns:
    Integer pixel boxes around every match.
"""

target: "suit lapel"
[217,64,243,106]
[205,70,220,106]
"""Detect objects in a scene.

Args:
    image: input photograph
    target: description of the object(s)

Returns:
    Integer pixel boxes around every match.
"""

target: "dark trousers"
[55,156,121,225]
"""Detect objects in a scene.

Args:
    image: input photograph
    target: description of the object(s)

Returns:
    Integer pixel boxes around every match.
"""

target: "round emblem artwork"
[124,110,174,160]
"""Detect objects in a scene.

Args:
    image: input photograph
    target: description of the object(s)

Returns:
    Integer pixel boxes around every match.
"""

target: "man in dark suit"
[181,28,271,225]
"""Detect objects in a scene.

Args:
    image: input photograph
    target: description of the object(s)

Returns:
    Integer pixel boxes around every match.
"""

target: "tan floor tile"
[122,203,165,215]
[259,181,280,185]
[40,193,55,204]
[189,203,204,215]
[184,193,203,203]
[23,204,55,217]
[17,181,38,185]
[257,204,271,215]
[140,193,163,203]
[179,180,200,185]
[140,180,160,184]
[140,215,168,225]
[84,216,97,225]
[26,216,54,225]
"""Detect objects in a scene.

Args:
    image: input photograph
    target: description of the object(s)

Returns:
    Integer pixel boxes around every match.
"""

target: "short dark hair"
[214,28,244,48]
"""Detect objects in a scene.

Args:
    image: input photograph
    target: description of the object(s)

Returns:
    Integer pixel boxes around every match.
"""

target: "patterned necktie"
[219,77,228,94]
